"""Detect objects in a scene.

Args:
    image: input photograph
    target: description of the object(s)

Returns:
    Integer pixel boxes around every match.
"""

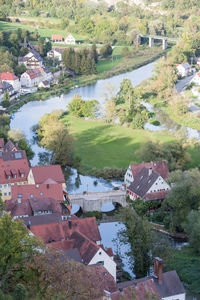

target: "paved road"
[175,74,195,93]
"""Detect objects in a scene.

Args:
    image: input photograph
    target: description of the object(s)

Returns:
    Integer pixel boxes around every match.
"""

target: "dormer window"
[5,169,11,180]
[11,169,17,178]
[19,168,25,178]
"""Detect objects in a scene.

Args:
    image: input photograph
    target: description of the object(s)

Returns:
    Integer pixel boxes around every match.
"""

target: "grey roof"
[29,197,53,212]
[63,248,82,263]
[2,150,27,161]
[43,66,51,74]
[128,167,159,197]
[30,49,43,62]
[22,212,63,226]
[153,270,185,298]
[0,80,14,93]
[18,57,28,63]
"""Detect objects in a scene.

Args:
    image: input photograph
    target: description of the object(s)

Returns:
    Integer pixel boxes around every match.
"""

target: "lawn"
[166,106,200,130]
[0,20,86,41]
[62,115,177,170]
[97,56,122,74]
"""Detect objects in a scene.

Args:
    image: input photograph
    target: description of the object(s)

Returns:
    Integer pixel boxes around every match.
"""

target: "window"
[21,173,24,178]
[4,192,7,196]
[18,193,22,198]
[7,175,10,179]
[13,174,17,179]
[4,184,7,188]
[0,185,2,188]
[40,192,43,196]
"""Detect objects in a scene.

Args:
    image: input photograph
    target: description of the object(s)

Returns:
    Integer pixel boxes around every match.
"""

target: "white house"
[18,49,43,69]
[65,33,76,45]
[0,73,21,91]
[38,80,50,88]
[20,69,42,88]
[41,67,53,82]
[47,49,63,62]
[127,167,171,201]
[176,62,192,77]
[71,231,117,281]
[0,80,15,100]
[124,161,169,187]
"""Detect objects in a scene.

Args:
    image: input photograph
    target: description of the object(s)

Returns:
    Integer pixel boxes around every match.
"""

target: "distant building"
[127,167,171,201]
[20,68,42,87]
[176,62,192,77]
[0,73,21,91]
[38,80,50,88]
[47,48,64,61]
[0,80,15,100]
[110,257,186,300]
[65,33,76,45]
[52,34,63,43]
[18,49,43,69]
[191,72,200,85]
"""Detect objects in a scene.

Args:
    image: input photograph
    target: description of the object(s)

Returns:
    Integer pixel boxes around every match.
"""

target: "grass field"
[62,115,176,169]
[0,20,85,40]
[61,115,200,171]
[97,56,123,74]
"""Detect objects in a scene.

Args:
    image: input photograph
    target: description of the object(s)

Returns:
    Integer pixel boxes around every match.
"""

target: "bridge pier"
[162,39,167,50]
[149,37,154,48]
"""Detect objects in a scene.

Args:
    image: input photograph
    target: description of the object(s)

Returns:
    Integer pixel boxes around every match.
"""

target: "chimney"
[68,215,72,229]
[149,168,152,176]
[27,220,31,229]
[47,184,49,189]
[154,257,163,284]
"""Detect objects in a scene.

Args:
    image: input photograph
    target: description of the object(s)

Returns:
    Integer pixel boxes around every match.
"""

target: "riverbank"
[7,47,165,114]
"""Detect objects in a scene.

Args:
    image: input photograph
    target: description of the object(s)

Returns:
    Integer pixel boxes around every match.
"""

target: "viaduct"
[139,34,178,50]
[69,190,127,212]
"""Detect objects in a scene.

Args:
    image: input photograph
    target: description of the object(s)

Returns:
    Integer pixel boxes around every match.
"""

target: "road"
[175,74,195,93]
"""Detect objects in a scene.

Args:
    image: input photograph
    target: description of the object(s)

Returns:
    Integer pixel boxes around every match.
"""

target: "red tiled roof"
[0,72,18,81]
[89,265,117,293]
[52,34,63,40]
[11,184,64,202]
[0,159,30,184]
[25,69,42,79]
[31,165,65,185]
[130,161,169,180]
[112,278,161,300]
[30,216,101,244]
[65,33,74,39]
[100,244,114,257]
[5,197,62,218]
[48,240,74,250]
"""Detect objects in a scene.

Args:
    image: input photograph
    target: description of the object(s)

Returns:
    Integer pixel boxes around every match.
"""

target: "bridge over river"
[69,190,127,212]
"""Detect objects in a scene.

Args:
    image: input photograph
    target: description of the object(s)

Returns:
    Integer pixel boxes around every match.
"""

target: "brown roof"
[114,278,161,300]
[49,240,75,251]
[11,184,64,202]
[70,231,99,264]
[0,158,30,184]
[6,197,62,218]
[1,150,27,161]
[144,190,170,201]
[130,161,169,180]
[4,140,20,152]
[89,265,117,293]
[52,34,63,40]
[29,216,101,244]
[22,213,63,226]
[25,68,42,79]
[31,165,65,185]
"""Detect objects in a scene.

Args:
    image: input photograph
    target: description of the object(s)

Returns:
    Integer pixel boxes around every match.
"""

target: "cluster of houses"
[0,137,186,299]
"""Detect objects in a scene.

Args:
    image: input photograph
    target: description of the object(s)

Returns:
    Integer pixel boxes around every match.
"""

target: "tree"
[90,43,98,63]
[0,214,41,291]
[184,210,200,254]
[38,111,74,167]
[2,90,10,108]
[68,94,86,117]
[8,129,34,160]
[13,284,27,300]
[100,44,113,58]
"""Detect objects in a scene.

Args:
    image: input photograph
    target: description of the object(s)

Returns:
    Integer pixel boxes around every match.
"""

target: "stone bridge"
[140,34,178,50]
[69,190,127,212]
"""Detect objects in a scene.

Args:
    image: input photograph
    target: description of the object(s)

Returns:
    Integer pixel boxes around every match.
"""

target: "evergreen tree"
[13,284,27,300]
[90,43,98,63]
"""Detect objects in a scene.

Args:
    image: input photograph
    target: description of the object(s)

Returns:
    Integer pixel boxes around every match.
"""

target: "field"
[0,20,85,41]
[62,115,175,169]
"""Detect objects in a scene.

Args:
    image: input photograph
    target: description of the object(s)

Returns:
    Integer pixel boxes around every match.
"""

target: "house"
[38,80,50,88]
[0,73,21,91]
[0,80,15,100]
[20,68,42,87]
[28,165,66,189]
[124,161,169,187]
[65,33,76,45]
[127,167,171,201]
[41,67,53,81]
[0,150,30,201]
[10,183,68,203]
[0,139,21,152]
[29,216,117,281]
[176,62,192,77]
[191,72,200,85]
[18,49,43,69]
[52,34,63,43]
[110,257,186,300]
[47,48,63,62]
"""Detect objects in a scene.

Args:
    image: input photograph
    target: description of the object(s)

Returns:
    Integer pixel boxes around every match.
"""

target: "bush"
[84,211,102,219]
[150,119,160,126]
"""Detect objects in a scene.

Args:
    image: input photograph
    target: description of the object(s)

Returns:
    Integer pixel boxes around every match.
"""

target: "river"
[10,61,199,298]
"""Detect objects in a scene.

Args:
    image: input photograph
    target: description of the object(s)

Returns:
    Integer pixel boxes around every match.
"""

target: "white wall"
[162,293,185,300]
[89,248,116,281]
[124,165,133,186]
[147,176,170,194]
